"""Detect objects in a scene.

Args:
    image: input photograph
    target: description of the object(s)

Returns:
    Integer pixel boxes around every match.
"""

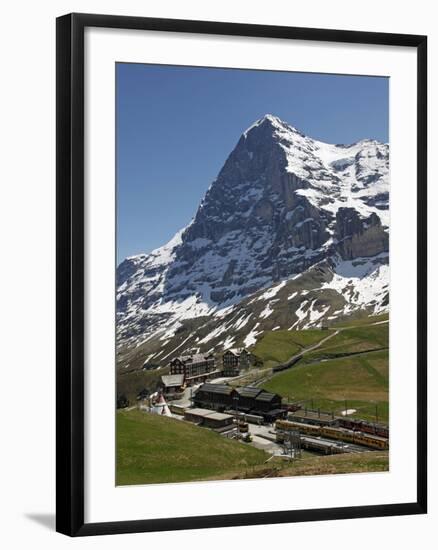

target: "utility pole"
[288,431,301,460]
[285,430,301,461]
[234,395,239,437]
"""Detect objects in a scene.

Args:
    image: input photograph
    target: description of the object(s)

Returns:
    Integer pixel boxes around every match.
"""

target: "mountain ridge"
[116,114,389,369]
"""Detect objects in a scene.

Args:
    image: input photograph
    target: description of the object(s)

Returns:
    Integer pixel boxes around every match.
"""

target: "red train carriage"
[337,417,389,439]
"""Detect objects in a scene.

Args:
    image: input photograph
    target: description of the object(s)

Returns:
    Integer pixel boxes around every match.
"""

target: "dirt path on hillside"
[246,330,340,387]
[282,329,340,367]
[258,321,390,389]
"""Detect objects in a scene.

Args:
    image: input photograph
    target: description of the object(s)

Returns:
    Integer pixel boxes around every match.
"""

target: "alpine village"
[116,115,390,485]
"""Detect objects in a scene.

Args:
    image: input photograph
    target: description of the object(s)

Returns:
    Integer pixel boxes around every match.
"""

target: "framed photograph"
[56,13,427,536]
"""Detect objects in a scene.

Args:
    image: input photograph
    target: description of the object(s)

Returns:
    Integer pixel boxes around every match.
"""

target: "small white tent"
[150,392,172,417]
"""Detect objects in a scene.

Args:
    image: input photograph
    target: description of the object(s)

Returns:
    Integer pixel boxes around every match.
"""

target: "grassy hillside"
[331,313,389,329]
[117,410,388,485]
[263,349,389,422]
[275,451,389,478]
[252,329,332,368]
[227,451,389,480]
[303,323,388,363]
[117,409,268,485]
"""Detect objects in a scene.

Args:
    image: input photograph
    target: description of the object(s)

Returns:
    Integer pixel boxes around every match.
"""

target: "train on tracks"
[275,419,389,450]
[337,417,389,439]
[300,436,346,455]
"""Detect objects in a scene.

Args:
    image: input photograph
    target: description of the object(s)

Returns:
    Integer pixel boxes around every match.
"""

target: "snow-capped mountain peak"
[116,115,389,365]
[244,113,299,136]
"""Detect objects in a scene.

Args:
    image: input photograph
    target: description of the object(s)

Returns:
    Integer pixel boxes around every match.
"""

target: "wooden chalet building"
[193,383,286,422]
[252,390,285,422]
[222,348,251,376]
[169,352,219,385]
[234,386,261,412]
[192,383,235,411]
[160,374,185,398]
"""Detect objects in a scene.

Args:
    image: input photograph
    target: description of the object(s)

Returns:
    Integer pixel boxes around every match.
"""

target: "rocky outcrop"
[335,208,389,260]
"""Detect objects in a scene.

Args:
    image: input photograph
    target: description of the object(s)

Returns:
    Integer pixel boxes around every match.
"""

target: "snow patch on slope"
[244,323,262,347]
[259,303,274,319]
[322,258,389,315]
[258,281,286,301]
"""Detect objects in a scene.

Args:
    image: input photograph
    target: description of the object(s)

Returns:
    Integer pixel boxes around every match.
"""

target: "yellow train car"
[276,420,389,450]
[321,426,354,443]
[275,419,321,437]
[321,426,388,450]
[354,432,389,450]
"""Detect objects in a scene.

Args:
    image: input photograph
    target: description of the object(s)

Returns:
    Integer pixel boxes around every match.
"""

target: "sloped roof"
[255,391,278,402]
[174,353,214,365]
[185,408,214,417]
[291,410,335,422]
[206,411,234,421]
[161,374,184,387]
[236,386,262,398]
[185,408,233,421]
[195,383,234,396]
[224,348,248,357]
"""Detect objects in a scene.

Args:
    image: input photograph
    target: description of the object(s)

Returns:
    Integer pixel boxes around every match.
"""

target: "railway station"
[193,383,286,422]
[288,409,339,427]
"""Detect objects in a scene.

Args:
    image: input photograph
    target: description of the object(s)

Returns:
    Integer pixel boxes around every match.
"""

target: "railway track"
[300,435,371,454]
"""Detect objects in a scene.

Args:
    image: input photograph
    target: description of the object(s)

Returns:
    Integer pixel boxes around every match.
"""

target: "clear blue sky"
[116,63,388,263]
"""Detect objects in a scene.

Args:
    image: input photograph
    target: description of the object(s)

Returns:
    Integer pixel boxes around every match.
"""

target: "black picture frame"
[56,12,428,537]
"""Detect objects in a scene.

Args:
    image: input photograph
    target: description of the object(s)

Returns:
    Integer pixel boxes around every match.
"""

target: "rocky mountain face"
[116,115,389,370]
[335,208,388,260]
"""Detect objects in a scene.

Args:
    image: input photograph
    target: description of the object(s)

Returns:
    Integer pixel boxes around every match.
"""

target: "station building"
[288,409,339,427]
[184,407,234,430]
[193,383,286,422]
